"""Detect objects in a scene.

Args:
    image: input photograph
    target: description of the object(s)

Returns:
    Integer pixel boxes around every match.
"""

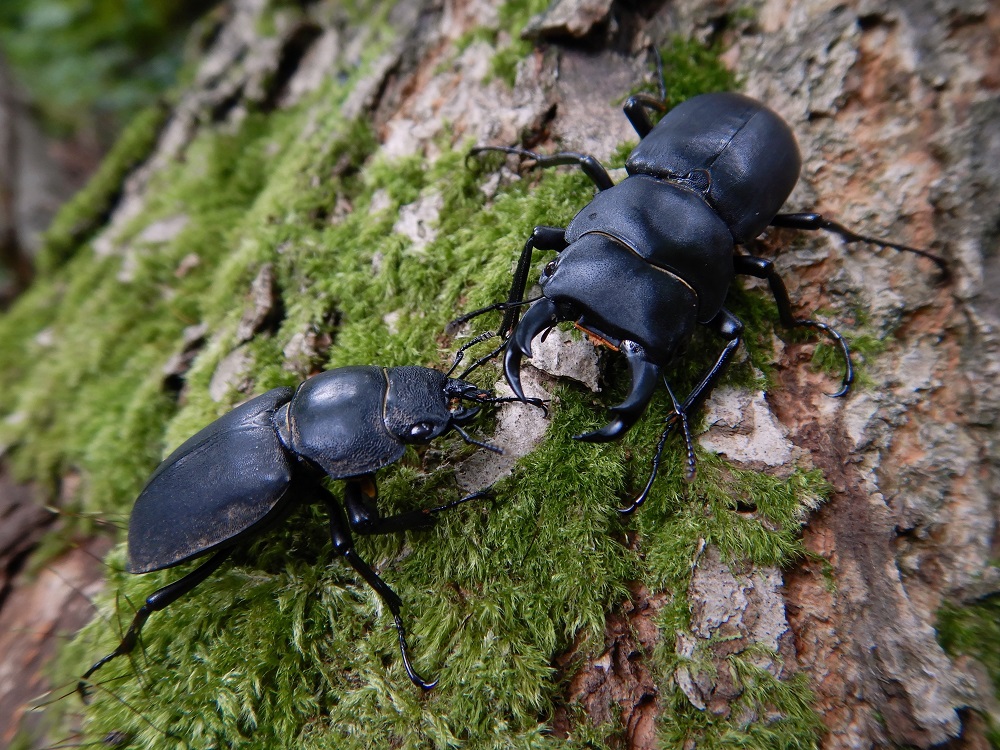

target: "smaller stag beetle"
[80,365,504,698]
[462,65,947,512]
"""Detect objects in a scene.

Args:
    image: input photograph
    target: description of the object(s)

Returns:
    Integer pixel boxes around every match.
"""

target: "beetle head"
[504,234,699,441]
[384,367,500,452]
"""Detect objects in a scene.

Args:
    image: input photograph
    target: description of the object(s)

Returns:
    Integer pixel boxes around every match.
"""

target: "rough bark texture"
[1,0,997,748]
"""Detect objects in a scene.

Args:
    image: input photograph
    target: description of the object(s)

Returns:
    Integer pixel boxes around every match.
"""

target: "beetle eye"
[542,260,557,277]
[408,422,434,440]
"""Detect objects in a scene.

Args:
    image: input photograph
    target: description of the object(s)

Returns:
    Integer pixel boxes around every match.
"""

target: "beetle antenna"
[448,296,541,334]
[447,330,498,377]
[451,423,503,454]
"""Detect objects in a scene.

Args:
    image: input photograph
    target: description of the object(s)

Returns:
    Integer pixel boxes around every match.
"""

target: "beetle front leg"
[322,490,437,690]
[78,548,232,701]
[621,310,743,514]
[734,254,853,397]
[343,476,437,535]
[500,226,568,338]
[452,226,568,339]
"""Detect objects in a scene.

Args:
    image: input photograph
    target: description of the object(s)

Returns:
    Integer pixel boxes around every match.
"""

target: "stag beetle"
[464,81,946,512]
[80,365,503,697]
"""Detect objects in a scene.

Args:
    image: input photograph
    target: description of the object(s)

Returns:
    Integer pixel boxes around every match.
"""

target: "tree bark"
[1,0,997,748]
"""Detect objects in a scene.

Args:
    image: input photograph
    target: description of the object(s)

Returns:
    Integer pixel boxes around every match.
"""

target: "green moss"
[38,103,169,271]
[659,666,824,749]
[937,593,1000,743]
[490,0,550,87]
[0,0,204,139]
[656,36,740,105]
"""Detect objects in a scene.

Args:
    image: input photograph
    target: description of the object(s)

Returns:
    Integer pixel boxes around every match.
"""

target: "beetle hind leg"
[771,211,948,280]
[77,548,232,701]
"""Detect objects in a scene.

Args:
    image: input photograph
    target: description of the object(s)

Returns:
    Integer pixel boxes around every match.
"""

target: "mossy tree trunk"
[1,0,997,748]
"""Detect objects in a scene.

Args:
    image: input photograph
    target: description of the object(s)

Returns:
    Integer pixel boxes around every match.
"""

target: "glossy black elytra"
[79,365,505,696]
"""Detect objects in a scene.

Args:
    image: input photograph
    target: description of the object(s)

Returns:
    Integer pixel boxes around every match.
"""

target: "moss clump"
[38,103,170,270]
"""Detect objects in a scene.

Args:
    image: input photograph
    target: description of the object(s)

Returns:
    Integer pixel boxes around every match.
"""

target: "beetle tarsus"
[394,616,438,690]
[793,317,854,398]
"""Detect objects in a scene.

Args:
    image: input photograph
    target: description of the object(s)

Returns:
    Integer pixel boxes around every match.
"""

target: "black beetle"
[465,85,946,510]
[80,365,499,696]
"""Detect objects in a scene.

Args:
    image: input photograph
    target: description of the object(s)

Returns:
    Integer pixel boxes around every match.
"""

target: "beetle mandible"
[80,365,500,697]
[463,79,946,511]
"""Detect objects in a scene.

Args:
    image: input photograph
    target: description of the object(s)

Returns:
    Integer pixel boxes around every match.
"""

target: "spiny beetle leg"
[771,211,949,280]
[500,226,568,339]
[734,254,853,397]
[78,548,232,702]
[620,379,696,515]
[621,313,742,514]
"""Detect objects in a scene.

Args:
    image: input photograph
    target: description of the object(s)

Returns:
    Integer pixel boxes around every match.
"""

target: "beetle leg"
[770,212,948,279]
[734,254,853,397]
[77,548,232,701]
[499,226,568,338]
[622,44,670,138]
[468,146,615,191]
[323,490,437,690]
[621,312,743,512]
[623,93,667,138]
[677,308,744,417]
[448,226,567,340]
[343,476,438,535]
[620,378,697,514]
[576,340,661,443]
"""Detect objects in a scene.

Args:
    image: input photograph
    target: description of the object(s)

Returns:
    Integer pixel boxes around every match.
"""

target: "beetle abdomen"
[626,92,801,243]
[566,175,734,322]
[127,387,296,574]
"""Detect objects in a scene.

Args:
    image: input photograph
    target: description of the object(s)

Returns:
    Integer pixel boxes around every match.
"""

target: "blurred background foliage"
[0,0,213,145]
